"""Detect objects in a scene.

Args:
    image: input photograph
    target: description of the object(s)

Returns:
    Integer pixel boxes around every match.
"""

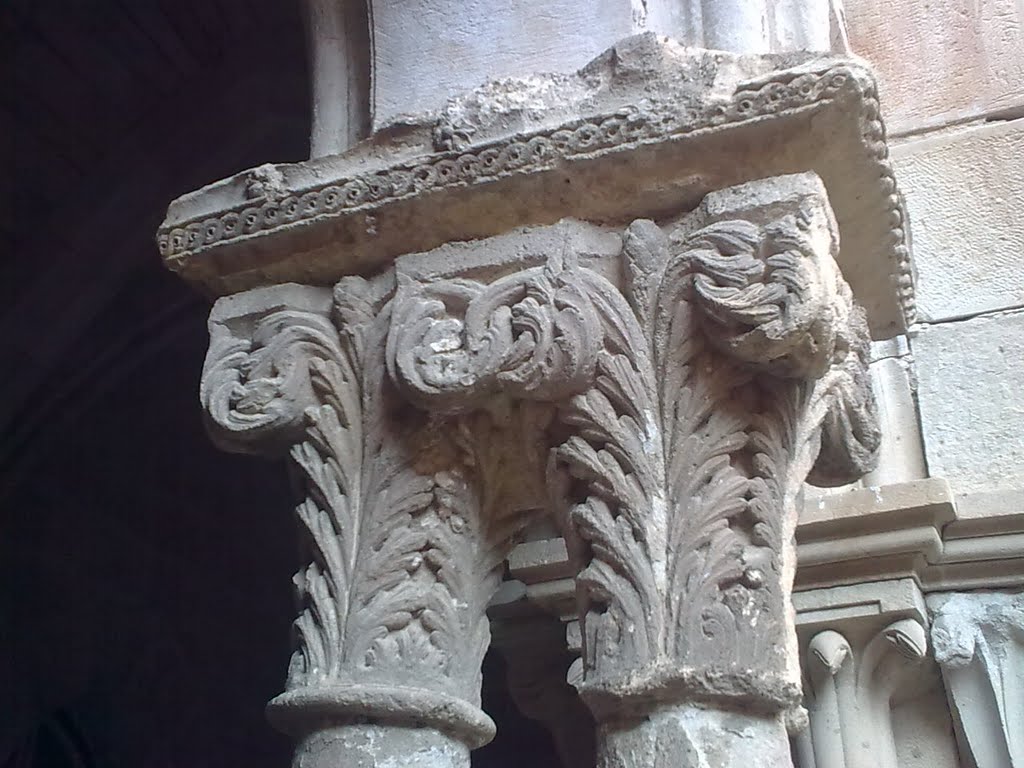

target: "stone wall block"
[845,0,1024,135]
[912,309,1024,496]
[892,119,1024,323]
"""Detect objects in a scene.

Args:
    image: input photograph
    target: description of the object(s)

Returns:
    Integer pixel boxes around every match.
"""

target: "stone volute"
[159,24,905,768]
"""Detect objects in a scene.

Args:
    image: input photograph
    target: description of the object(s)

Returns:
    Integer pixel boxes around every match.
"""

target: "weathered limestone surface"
[892,119,1024,323]
[201,282,538,765]
[929,591,1024,768]
[312,0,839,138]
[861,348,925,486]
[162,30,906,768]
[385,173,881,767]
[191,170,882,767]
[159,35,913,338]
[796,478,954,589]
[794,579,958,768]
[370,0,644,127]
[845,0,1024,135]
[912,309,1024,496]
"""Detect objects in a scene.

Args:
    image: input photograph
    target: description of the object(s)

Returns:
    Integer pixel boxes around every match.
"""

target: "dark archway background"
[1,2,559,766]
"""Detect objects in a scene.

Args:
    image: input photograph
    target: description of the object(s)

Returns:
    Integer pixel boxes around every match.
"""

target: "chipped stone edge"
[157,59,914,326]
[266,684,497,748]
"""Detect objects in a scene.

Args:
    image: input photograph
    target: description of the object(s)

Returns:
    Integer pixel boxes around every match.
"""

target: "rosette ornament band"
[387,173,881,767]
[199,280,540,767]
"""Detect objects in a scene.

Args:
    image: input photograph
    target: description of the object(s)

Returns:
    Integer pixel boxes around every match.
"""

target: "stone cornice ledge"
[796,479,1024,591]
[157,34,912,337]
[494,478,1024,622]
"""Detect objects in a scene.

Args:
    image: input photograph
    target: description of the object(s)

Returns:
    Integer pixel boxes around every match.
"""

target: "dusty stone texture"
[795,478,954,588]
[912,309,1024,496]
[845,0,1024,136]
[803,335,924,496]
[795,579,937,768]
[384,173,881,765]
[292,724,468,768]
[312,0,837,139]
[890,684,962,768]
[158,34,912,337]
[201,280,545,763]
[928,592,1024,768]
[892,118,1024,323]
[861,340,926,486]
[180,33,900,765]
[950,489,1024,537]
[370,0,643,127]
[597,705,792,768]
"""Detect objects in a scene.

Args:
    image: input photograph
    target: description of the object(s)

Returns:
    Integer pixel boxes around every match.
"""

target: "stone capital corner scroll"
[170,34,901,768]
[387,171,881,766]
[200,278,549,766]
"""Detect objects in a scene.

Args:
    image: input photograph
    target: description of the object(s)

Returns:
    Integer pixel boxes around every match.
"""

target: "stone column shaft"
[161,34,909,768]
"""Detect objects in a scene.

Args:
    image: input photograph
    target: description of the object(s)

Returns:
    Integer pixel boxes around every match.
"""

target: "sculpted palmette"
[198,280,544,750]
[387,175,881,742]
[197,173,880,768]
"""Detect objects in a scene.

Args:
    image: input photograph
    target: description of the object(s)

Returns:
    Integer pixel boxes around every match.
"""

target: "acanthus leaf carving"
[387,254,668,683]
[200,279,538,746]
[202,291,343,454]
[387,255,603,415]
[384,173,881,721]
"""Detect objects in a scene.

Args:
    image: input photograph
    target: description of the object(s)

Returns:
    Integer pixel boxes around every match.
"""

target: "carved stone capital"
[793,578,944,768]
[929,591,1024,768]
[803,619,928,768]
[199,278,553,765]
[201,284,340,455]
[167,29,910,768]
[380,173,880,767]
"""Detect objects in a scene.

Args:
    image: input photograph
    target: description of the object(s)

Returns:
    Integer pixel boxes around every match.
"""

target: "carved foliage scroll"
[201,282,532,714]
[387,256,667,683]
[387,174,881,708]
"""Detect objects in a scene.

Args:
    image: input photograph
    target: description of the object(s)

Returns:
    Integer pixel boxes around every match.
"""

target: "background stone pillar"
[302,0,843,148]
[929,592,1024,768]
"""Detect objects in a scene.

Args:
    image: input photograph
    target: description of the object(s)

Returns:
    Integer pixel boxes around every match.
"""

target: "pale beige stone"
[845,0,1024,135]
[949,489,1024,536]
[795,579,958,768]
[309,0,839,146]
[929,592,1024,768]
[912,309,1024,496]
[384,173,880,766]
[158,35,913,337]
[171,25,909,768]
[892,119,1024,322]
